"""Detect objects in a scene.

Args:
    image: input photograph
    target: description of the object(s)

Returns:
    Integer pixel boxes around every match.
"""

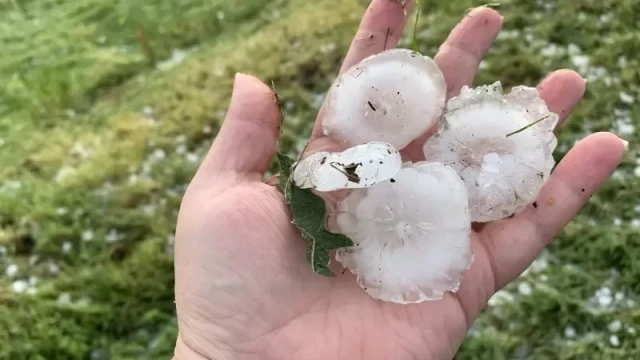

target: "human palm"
[173,2,625,360]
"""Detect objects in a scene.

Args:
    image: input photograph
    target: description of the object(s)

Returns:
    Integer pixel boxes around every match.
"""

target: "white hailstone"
[82,230,95,242]
[293,142,402,192]
[609,335,620,347]
[423,82,559,222]
[62,242,73,253]
[608,320,622,332]
[11,280,28,293]
[518,282,533,295]
[48,262,61,274]
[5,263,18,278]
[322,49,446,150]
[564,326,577,338]
[57,292,72,304]
[334,161,472,304]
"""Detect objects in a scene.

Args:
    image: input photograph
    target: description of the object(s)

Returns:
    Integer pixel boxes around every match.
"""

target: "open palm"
[172,2,625,360]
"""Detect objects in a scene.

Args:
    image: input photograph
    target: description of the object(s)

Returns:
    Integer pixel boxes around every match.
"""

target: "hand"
[172,2,625,359]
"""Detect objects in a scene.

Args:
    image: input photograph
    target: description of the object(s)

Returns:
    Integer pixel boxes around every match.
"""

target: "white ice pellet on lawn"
[5,263,18,278]
[334,161,472,304]
[293,142,402,191]
[608,320,622,332]
[620,91,634,104]
[82,230,95,241]
[11,280,28,293]
[62,242,73,253]
[186,153,199,163]
[151,149,166,161]
[48,262,60,274]
[322,49,446,150]
[564,326,577,339]
[57,292,72,305]
[596,287,614,307]
[609,335,620,347]
[518,282,533,295]
[423,82,559,222]
[157,49,189,70]
[106,229,121,243]
[488,289,515,307]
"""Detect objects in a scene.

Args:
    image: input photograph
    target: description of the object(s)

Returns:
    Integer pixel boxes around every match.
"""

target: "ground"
[0,0,638,359]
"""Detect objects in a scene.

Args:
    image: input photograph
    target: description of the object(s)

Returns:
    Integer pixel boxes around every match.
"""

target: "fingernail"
[234,72,249,83]
[621,138,629,149]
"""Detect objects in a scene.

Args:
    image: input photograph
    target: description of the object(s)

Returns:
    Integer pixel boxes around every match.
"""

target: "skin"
[172,2,626,359]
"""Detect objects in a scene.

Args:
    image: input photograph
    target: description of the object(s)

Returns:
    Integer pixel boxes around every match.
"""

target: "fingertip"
[579,131,626,160]
[232,72,278,107]
[538,69,586,95]
[537,69,586,125]
[443,6,503,57]
[201,72,281,178]
[435,6,503,98]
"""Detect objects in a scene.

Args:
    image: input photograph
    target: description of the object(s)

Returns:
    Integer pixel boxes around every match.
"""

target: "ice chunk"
[334,161,472,304]
[423,82,559,222]
[322,49,447,150]
[292,141,402,192]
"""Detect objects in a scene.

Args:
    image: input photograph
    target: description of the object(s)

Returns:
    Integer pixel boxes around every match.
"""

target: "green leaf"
[276,152,354,276]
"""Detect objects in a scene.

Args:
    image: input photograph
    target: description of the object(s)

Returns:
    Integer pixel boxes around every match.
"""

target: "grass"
[0,0,638,359]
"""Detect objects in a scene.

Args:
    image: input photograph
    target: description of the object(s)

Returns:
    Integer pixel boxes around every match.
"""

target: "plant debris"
[277,153,354,276]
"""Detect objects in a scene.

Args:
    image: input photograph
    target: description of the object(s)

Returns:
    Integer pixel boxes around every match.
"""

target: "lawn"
[0,0,638,359]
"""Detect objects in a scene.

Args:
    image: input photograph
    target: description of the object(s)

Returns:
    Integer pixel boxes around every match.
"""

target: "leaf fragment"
[276,152,354,276]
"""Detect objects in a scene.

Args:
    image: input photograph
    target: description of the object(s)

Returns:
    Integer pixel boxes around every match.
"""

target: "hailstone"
[292,141,402,191]
[422,81,559,222]
[334,161,472,304]
[322,48,447,150]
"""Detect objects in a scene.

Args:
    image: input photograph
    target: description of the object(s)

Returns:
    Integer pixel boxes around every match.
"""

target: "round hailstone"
[423,81,559,222]
[322,48,447,150]
[293,141,402,192]
[334,161,472,304]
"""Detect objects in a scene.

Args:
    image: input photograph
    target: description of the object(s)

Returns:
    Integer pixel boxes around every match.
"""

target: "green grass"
[0,0,638,359]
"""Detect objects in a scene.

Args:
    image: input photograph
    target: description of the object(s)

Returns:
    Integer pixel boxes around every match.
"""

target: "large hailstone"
[322,49,447,150]
[423,82,559,222]
[292,142,402,191]
[334,162,472,304]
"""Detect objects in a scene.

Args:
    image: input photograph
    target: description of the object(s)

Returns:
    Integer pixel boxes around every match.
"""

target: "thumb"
[199,73,281,180]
